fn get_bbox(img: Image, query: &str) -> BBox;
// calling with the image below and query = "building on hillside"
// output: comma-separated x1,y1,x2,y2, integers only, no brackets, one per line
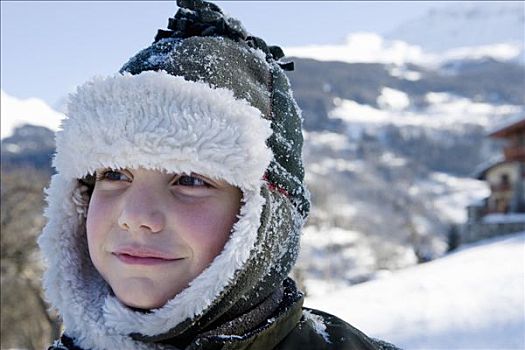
462,116,525,243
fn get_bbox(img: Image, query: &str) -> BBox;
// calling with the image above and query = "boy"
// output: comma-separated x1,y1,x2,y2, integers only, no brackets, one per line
39,1,398,349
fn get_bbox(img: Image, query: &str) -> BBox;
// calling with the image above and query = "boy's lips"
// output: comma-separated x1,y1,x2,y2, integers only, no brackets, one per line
112,246,183,265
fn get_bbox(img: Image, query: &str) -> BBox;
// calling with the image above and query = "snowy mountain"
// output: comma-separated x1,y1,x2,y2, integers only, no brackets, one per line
285,32,523,68
285,32,428,66
285,2,524,67
1,124,56,171
1,90,64,139
304,232,525,350
386,2,524,53
1,91,63,170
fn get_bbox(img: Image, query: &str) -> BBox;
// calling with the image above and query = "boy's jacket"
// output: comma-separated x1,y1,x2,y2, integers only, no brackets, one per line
49,280,398,350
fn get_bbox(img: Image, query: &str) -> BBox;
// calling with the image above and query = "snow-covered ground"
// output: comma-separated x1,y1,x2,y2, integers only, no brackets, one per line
304,232,525,349
412,172,490,224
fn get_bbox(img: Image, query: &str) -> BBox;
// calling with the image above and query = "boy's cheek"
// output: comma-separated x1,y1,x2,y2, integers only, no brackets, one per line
86,196,114,247
87,191,117,225
86,203,102,236
86,214,103,262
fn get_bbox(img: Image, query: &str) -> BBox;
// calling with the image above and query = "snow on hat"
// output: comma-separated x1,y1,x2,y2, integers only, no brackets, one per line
122,0,309,218
38,1,309,348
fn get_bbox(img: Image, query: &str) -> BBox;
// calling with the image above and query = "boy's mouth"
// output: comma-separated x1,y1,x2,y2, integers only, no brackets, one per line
114,253,182,265
113,246,183,265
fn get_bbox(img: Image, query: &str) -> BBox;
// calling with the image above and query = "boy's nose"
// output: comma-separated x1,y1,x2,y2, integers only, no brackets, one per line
118,211,165,233
117,196,166,234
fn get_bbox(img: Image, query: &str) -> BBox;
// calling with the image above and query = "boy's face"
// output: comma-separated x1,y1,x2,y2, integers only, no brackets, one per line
86,167,242,309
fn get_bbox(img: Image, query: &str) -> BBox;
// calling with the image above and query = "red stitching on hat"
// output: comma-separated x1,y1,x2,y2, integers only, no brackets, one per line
263,173,289,197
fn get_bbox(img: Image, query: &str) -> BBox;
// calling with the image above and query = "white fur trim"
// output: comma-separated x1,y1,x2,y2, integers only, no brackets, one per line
54,71,273,190
38,71,273,349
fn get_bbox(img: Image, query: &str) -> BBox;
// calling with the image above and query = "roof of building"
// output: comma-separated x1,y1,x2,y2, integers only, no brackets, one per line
489,115,525,138
473,155,504,179
472,155,524,180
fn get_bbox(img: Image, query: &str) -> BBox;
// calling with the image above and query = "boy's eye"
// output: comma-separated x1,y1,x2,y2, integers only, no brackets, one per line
96,170,131,182
174,175,210,187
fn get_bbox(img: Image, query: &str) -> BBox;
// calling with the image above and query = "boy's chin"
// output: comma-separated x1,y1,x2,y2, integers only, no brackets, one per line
117,292,170,310
111,281,182,310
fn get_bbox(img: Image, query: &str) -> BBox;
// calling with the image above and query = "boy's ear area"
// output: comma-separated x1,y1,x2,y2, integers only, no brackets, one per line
78,173,96,198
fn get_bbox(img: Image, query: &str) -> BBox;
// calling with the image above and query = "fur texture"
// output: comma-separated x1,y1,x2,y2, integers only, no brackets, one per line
54,71,272,190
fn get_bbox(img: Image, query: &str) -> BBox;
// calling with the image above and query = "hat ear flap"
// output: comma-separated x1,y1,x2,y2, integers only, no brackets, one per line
266,66,310,219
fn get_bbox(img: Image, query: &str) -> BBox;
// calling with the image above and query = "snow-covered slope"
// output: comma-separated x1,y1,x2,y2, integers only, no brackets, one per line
1,90,64,139
386,2,524,52
330,89,522,132
304,232,525,349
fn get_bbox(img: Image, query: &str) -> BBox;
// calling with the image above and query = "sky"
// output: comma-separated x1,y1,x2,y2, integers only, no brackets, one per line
0,1,451,108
